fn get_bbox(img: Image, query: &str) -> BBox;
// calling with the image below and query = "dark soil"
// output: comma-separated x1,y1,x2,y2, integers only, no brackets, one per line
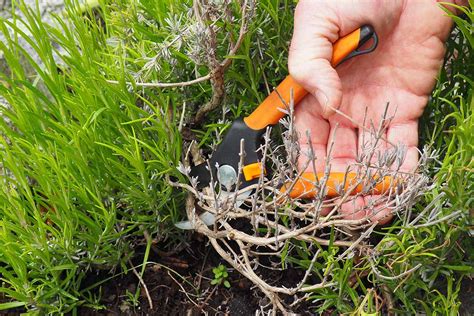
79,235,266,316
75,231,474,316
459,277,474,316
2,232,472,315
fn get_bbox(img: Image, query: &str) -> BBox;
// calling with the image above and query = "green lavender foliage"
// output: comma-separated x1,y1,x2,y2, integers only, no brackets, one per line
0,0,187,312
302,2,474,314
0,0,294,312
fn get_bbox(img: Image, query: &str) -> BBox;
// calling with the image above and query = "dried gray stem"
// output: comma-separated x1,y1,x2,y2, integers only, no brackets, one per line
175,101,457,313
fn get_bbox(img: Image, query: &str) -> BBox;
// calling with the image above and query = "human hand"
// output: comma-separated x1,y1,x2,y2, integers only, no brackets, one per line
289,0,458,223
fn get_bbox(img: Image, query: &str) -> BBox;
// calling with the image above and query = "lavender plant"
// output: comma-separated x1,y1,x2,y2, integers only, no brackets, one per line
0,0,471,314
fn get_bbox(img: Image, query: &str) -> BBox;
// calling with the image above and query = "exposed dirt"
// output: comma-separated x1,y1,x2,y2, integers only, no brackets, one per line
1,232,472,315
459,277,474,316
79,235,265,316
75,229,330,316
75,231,474,316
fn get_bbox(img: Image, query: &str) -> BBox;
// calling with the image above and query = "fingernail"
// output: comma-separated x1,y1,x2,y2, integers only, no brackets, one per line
315,90,331,118
315,90,328,106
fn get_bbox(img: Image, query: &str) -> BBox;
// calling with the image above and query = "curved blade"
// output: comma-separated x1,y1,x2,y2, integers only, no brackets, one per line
189,163,211,189
174,189,252,230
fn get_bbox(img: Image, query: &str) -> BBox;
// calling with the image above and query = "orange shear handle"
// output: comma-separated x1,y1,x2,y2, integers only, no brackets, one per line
243,25,382,199
281,172,396,199
244,25,377,130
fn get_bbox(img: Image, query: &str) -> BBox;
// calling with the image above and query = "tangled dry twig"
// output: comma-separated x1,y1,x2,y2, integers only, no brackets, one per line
172,99,460,314
107,0,253,123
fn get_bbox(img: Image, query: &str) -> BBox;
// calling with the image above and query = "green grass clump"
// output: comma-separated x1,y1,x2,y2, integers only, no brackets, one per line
0,0,294,312
0,1,186,312
297,4,474,314
0,0,472,314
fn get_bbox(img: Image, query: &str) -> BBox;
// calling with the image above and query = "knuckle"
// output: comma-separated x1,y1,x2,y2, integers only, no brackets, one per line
288,61,310,84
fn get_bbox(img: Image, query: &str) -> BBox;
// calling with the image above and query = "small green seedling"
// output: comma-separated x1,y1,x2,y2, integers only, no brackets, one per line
211,264,231,288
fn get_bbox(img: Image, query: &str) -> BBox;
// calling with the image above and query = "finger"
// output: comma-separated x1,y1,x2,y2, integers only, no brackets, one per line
326,120,365,219
327,121,358,171
288,1,342,118
387,121,419,172
354,119,393,224
339,196,367,221
294,94,333,216
355,121,417,225
357,127,393,224
358,127,388,169
339,195,393,224
295,94,329,172
364,195,393,225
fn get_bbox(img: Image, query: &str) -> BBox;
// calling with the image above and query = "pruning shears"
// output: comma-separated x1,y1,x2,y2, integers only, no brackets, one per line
176,25,388,230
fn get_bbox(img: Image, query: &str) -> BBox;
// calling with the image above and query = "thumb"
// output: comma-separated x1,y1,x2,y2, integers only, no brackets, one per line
290,58,342,119
288,2,342,118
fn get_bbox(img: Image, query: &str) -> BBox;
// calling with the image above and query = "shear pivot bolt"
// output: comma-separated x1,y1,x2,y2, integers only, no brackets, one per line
217,165,237,191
